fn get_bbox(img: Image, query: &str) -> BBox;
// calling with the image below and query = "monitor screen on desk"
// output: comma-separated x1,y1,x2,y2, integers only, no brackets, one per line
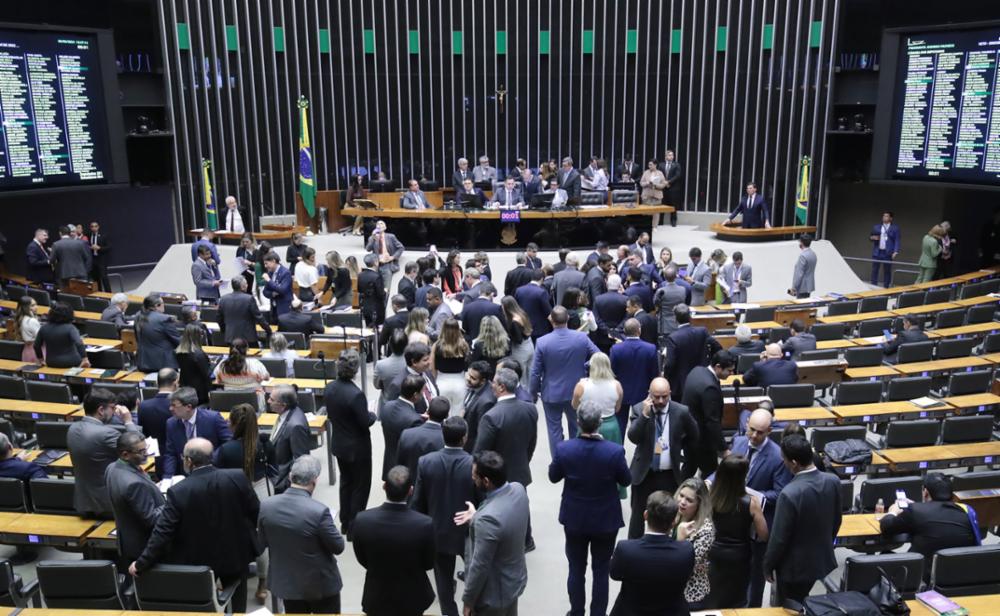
460,192,484,209
529,193,555,209
473,180,493,191
370,180,397,192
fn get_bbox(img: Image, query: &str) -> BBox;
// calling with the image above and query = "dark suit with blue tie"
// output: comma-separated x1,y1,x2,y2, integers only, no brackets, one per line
460,297,507,342
263,265,294,322
162,409,233,477
871,222,901,287
514,283,553,342
728,193,770,229
26,240,53,283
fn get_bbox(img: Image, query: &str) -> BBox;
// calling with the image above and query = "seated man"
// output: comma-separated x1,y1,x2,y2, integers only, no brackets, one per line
491,176,524,209
781,319,817,360
457,178,487,208
543,178,568,209
731,324,765,356
0,433,46,482
882,314,928,363
742,343,797,389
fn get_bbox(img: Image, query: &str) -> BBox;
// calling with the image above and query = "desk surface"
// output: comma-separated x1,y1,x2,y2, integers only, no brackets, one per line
773,407,836,424
893,356,992,375
343,204,675,219
0,513,98,538
879,441,1000,465
837,513,882,538
843,365,899,380
0,400,80,418
890,301,960,316
818,310,896,325
830,400,940,419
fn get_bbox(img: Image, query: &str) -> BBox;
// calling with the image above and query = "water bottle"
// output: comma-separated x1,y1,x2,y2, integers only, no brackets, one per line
875,498,885,514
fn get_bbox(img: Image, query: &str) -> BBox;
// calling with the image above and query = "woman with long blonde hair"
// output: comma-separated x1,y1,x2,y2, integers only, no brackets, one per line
405,307,431,346
468,315,509,371
571,351,625,498
13,296,40,364
432,318,470,415
674,477,716,608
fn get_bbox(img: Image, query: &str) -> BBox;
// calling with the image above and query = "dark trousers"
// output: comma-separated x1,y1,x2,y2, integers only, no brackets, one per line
283,594,341,614
434,552,462,616
337,454,371,536
628,470,678,539
92,259,110,292
692,444,719,479
796,292,810,299
220,574,248,613
748,540,768,607
871,251,893,287
615,409,628,440
775,578,815,606
565,529,616,616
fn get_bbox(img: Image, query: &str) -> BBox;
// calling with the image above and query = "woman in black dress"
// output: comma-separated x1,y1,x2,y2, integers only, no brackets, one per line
174,323,213,406
34,302,88,368
321,250,353,309
707,454,770,609
440,250,464,296
236,232,258,294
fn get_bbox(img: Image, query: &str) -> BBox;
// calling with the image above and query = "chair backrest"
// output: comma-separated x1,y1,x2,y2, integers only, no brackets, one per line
611,189,638,204
966,305,996,325
88,350,126,371
858,476,924,512
0,376,24,400
810,323,846,342
258,357,287,378
119,328,137,354
936,338,977,360
34,421,70,450
886,376,932,401
0,478,26,512
896,341,935,364
984,332,1000,354
36,560,124,610
25,381,72,404
745,306,776,322
29,478,76,514
82,296,110,313
278,331,308,350
767,384,815,408
297,391,318,414
134,564,224,612
0,341,23,361
4,287,26,303
736,353,758,374
858,318,896,338
924,288,952,304
200,306,218,323
209,329,226,346
57,293,84,310
835,381,883,405
952,470,1000,492
25,288,50,307
845,346,883,368
767,327,791,344
935,309,966,329
323,310,364,328
721,385,765,398
799,349,839,361
92,382,138,399
840,479,854,513
83,320,120,340
884,419,941,448
293,358,337,379
208,390,261,413
162,303,182,317
895,291,926,309
859,296,889,313
827,300,860,316
940,415,994,444
843,553,925,599
0,558,27,607
811,425,867,453
931,545,1000,596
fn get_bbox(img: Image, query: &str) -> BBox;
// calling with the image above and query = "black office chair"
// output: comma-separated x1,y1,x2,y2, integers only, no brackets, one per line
886,376,932,401
721,386,765,398
745,306,776,322
209,329,226,346
856,476,923,513
768,384,815,408
936,338,977,360
940,415,994,444
878,419,940,448
895,291,926,309
0,375,26,400
34,422,70,450
984,333,1000,354
83,319,120,340
984,279,1000,294
0,559,39,608
56,293,84,311
858,318,896,338
767,327,791,344
952,470,1000,491
0,479,26,513
934,309,966,330
859,297,889,313
845,347,884,368
840,479,854,513
736,354,758,374
278,331,308,350
208,390,261,413
811,425,867,454
258,358,288,378
82,296,110,313
947,370,993,396
92,382,139,399
87,350,126,371
25,381,73,404
200,306,219,323
28,478,76,515
827,301,860,316
134,564,239,612
162,303,182,317
323,310,364,329
930,545,1000,596
293,358,337,380
837,553,925,599
3,287,26,303
799,349,839,361
925,288,953,304
810,323,846,342
896,341,935,364
25,288,50,307
0,341,23,361
966,305,996,325
835,381,883,405
297,391,318,414
36,560,125,609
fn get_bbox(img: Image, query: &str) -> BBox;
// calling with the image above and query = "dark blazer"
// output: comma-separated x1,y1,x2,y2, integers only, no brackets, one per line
633,309,658,345
594,291,628,331
618,161,641,182
136,311,181,372
190,238,220,263
352,502,436,616
453,168,473,191
883,328,929,359
101,305,130,329
728,193,770,229
627,400,699,486
162,409,233,478
504,266,533,297
514,283,553,339
217,291,270,345
727,436,792,523
584,266,608,303
325,378,376,462
610,534,695,616
782,332,817,360
268,407,312,492
396,421,444,479
175,350,212,406
412,447,476,556
871,223,902,257
879,500,978,576
549,436,630,534
379,398,423,480
624,284,654,313
560,168,582,202
263,265,294,319
463,384,497,454
743,358,798,389
461,297,507,342
0,456,46,482
134,466,261,578
630,242,655,265
34,322,86,368
763,469,842,585
681,365,726,456
398,276,417,310
525,255,543,270
26,240,53,283
474,397,538,486
50,236,92,281
358,268,387,326
105,460,165,563
378,309,410,350
610,337,660,408
277,311,323,339
389,369,438,415
663,325,722,401
659,160,683,186
138,393,172,475
191,258,221,301
731,339,766,356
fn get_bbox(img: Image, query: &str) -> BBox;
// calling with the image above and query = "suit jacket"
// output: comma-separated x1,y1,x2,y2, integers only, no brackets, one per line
729,193,770,228
687,260,712,307
732,339,766,356
135,466,261,578
475,397,538,486
25,240,53,283
461,297,507,342
654,283,687,335
358,268,387,326
379,309,410,350
492,186,523,207
325,378,376,461
352,502,436,615
472,165,497,183
268,407,312,492
259,487,345,600
782,332,817,359
101,305,130,329
263,265,294,318
664,325,721,401
389,368,438,415
374,353,407,412
401,190,430,210
396,421,444,479
763,469,842,584
415,284,431,309
191,258,221,300
453,168,473,191
618,161,641,182
792,248,817,295
530,327,600,403
633,309,658,345
379,398,423,480
514,283,553,339
594,291,628,331
681,366,725,455
883,328,929,359
277,311,323,339
427,302,453,340
106,460,165,563
871,223,902,256
162,409,233,477
728,436,792,523
611,338,660,408
743,358,798,389
412,447,476,556
398,276,417,309
463,384,497,454
138,393,172,475
67,416,139,516
190,238,220,263
136,311,181,372
627,400,699,486
463,482,530,611
217,291,270,345
525,255,543,270
0,457,46,483
549,436,630,534
625,283,654,313
630,243,655,265
365,232,405,272
610,534,694,616
50,236,92,281
878,500,978,575
559,168,582,202
720,262,753,304
584,266,608,304
552,267,586,306
504,265,533,297
660,160,683,186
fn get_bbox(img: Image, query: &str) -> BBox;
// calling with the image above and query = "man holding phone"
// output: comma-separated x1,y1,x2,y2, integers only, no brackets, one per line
881,314,928,363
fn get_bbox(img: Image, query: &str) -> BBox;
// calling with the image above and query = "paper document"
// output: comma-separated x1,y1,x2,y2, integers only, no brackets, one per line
910,396,946,409
144,437,160,458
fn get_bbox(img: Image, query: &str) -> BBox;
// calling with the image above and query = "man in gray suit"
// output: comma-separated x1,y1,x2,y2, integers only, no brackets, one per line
267,385,312,493
491,176,524,209
68,388,141,518
380,375,425,480
401,179,431,210
397,396,447,479
684,247,713,307
781,319,817,360
552,252,585,306
217,277,271,346
459,451,529,616
559,157,582,204
720,251,753,304
654,266,688,337
259,455,346,614
763,434,842,605
365,220,405,291
50,225,92,288
191,245,223,303
788,233,817,298
106,431,164,565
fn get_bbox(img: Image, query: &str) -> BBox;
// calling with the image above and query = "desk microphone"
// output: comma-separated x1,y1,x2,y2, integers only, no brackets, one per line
317,350,327,389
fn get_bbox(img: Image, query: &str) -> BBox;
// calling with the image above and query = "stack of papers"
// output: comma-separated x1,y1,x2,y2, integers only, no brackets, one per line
911,396,946,409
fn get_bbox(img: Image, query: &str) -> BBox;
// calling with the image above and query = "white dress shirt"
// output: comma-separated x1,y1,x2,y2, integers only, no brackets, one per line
225,207,245,233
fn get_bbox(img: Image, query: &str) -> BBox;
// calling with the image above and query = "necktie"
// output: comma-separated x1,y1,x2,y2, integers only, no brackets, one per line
270,412,285,442
228,210,234,231
185,421,195,441
422,375,434,405
463,389,475,409
380,235,390,260
506,190,511,208
92,234,97,246
747,446,758,470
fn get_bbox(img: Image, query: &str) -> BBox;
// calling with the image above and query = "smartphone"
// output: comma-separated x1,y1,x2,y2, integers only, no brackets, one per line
895,489,909,508
882,329,894,341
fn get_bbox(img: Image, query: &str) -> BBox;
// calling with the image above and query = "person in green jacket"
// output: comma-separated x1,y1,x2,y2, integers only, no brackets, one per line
916,225,944,283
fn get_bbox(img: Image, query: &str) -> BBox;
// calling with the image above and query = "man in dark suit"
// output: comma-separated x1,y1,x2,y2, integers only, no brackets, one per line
724,182,771,229
136,294,181,373
353,466,436,616
492,176,524,208
624,268,654,312
594,274,629,332
743,344,798,389
629,232,655,265
625,296,658,345
412,416,478,616
660,149,684,225
682,351,735,479
453,157,472,191
618,154,641,183
550,402,631,616
88,221,111,292
584,255,613,304
879,473,979,580
559,157,582,204
130,438,261,614
870,211,901,287
380,375,425,480
50,225,92,288
610,319,660,435
217,277,271,346
553,253,586,307
882,314,929,362
191,245,223,303
25,228,53,283
397,397,447,479
397,261,418,309
415,268,439,309
358,254,388,327
781,319,817,360
763,435,842,605
190,229,219,262
626,377,699,539
379,295,411,351
388,342,439,414
663,305,722,402
262,252,294,323
731,324,766,356
525,242,543,270
277,298,324,339
266,385,312,493
259,455,346,614
325,349,376,538
138,368,178,477
456,177,488,208
106,431,164,566
514,270,553,342
610,490,695,615
462,362,497,454
460,282,507,342
162,387,233,478
504,253,533,297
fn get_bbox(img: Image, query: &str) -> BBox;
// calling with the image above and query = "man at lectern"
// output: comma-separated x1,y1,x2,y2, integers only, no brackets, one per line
491,176,524,209
723,182,771,229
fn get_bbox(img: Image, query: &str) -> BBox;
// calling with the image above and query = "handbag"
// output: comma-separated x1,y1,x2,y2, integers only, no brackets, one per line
803,591,882,616
868,567,910,616
823,439,873,465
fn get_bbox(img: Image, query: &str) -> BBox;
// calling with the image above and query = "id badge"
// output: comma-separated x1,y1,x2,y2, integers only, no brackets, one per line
654,442,664,455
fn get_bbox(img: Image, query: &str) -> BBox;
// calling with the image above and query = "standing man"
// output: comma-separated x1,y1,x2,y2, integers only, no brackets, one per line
161,387,232,479
720,251,752,304
223,196,245,233
552,253,585,306
138,368,177,477
397,261,419,309
189,229,220,263
788,233,817,298
549,401,631,616
524,242,543,270
514,269,553,342
365,220,405,291
663,305,722,402
50,225,92,288
684,247,712,307
262,252,294,323
358,254,388,327
258,456,346,614
585,255,614,305
352,466,436,616
531,306,600,457
610,319,659,435
559,157,582,204
870,211,900,287
460,451,530,616
630,232,655,265
217,277,271,346
460,282,506,343
388,342,439,414
462,362,497,454
626,377,699,539
106,431,164,566
724,182,771,229
504,253,533,297
661,149,684,226
396,397,447,479
191,245,223,304
618,153,641,183
425,287,454,340
654,266,688,336
26,228,53,283
682,351,735,479
267,385,312,493
763,434,842,606
129,438,261,614
88,221,111,292
453,157,472,191
625,295,658,344
379,376,425,480
472,155,497,183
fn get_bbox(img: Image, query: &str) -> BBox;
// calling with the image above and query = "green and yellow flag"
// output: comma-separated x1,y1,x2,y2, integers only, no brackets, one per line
298,96,316,217
795,155,810,226
202,159,218,230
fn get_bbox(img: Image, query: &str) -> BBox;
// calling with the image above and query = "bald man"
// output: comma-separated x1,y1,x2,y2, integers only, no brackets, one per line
625,377,699,539
741,343,797,389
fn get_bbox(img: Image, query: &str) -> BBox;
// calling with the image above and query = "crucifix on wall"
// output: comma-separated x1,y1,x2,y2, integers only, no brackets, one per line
496,84,507,114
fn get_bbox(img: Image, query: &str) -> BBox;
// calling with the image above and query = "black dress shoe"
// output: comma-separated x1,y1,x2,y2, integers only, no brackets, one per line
524,539,536,553
457,570,466,582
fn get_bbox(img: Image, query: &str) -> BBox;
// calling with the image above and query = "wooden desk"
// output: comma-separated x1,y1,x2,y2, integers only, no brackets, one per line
830,400,954,423
709,222,816,242
691,313,737,333
816,339,857,350
795,358,848,386
0,400,80,420
843,365,900,380
891,301,960,317
836,513,882,539
83,337,123,350
940,392,1000,414
16,450,155,474
892,356,991,376
928,321,1000,338
952,295,1000,307
264,377,329,390
0,513,99,547
844,285,918,300
0,301,101,322
742,320,783,331
818,310,895,325
878,441,1000,472
92,291,144,303
773,407,837,426
83,520,119,550
722,396,771,429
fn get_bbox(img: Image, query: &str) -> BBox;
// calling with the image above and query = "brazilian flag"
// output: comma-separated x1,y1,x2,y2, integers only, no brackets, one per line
202,159,218,230
298,96,316,217
795,155,810,226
